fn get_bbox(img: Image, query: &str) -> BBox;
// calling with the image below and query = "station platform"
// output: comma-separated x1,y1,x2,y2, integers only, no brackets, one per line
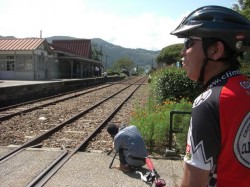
0,76,124,107
0,80,61,87
0,146,183,187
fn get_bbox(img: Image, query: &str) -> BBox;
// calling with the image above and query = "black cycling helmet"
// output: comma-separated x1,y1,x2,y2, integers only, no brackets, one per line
171,5,250,52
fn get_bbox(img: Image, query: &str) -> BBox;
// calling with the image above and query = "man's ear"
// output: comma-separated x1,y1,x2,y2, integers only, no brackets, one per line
209,41,224,60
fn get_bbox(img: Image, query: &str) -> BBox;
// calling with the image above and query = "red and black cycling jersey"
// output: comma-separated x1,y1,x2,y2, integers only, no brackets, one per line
184,69,250,187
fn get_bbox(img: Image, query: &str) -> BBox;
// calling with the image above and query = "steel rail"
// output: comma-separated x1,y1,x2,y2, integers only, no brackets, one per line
26,77,146,187
0,84,113,121
0,76,134,112
0,83,114,112
0,77,143,121
0,77,146,162
26,148,69,187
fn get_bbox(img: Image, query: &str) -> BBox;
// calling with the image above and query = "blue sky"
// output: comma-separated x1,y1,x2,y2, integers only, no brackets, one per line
0,0,237,50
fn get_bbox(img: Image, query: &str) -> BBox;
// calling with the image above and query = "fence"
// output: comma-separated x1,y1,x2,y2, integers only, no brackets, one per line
168,110,191,150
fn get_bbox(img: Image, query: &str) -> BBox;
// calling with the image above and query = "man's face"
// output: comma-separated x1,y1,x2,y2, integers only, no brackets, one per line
181,37,204,81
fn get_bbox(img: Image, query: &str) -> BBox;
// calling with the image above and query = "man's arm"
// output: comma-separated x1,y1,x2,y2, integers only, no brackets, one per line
113,135,122,153
180,163,210,187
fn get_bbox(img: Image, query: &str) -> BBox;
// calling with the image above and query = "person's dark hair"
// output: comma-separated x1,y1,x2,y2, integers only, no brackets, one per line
107,123,119,138
202,38,241,69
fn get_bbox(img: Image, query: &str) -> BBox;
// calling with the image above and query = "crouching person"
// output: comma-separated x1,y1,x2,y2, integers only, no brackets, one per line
107,123,148,171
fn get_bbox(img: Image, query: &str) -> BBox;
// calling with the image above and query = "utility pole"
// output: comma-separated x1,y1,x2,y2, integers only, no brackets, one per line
100,45,103,62
105,55,108,71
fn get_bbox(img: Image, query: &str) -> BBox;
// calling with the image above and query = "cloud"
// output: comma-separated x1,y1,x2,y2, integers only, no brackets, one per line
72,11,184,50
0,0,184,50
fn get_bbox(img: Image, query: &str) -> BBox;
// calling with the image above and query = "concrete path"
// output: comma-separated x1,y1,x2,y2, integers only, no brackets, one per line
0,147,184,187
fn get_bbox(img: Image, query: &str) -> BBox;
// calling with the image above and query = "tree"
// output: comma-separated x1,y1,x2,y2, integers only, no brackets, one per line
92,44,103,61
137,67,145,75
232,0,250,19
112,57,134,72
232,0,250,77
156,44,183,66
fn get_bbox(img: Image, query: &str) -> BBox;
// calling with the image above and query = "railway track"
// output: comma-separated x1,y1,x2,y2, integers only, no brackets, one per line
0,77,135,121
0,77,145,145
0,76,149,186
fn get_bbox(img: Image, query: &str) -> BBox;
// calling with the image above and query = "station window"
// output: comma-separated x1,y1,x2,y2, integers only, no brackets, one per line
17,56,25,70
7,55,14,59
37,53,45,70
0,61,5,70
16,55,33,71
7,61,15,71
18,63,25,70
0,56,6,60
0,56,14,71
25,56,33,70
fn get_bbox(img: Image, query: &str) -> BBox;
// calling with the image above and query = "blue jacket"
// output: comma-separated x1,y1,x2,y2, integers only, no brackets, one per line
114,125,148,161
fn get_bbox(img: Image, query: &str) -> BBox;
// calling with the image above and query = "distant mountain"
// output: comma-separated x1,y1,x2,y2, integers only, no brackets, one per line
46,36,160,70
46,36,77,42
0,36,15,39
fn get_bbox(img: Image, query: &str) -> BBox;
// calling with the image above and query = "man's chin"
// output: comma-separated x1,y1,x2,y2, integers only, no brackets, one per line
182,66,188,71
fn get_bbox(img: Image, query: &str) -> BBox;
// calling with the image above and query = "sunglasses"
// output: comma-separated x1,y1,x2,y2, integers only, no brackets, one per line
184,37,202,49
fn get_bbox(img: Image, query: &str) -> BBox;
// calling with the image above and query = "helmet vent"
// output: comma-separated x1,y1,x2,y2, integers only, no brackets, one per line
223,17,246,25
195,14,214,21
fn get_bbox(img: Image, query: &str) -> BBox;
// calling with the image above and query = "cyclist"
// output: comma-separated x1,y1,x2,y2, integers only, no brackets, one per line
171,5,250,187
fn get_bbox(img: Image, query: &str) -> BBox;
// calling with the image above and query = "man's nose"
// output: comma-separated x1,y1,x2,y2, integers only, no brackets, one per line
181,48,186,56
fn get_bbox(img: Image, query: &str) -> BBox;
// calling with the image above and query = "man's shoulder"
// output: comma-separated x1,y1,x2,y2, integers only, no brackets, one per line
119,125,138,134
192,88,221,116
127,125,137,130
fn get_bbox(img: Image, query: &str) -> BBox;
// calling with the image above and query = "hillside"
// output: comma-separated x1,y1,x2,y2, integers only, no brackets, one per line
46,36,160,70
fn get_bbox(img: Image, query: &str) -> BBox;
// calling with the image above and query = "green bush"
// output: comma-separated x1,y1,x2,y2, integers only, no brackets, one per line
151,67,203,103
170,110,191,153
107,70,120,76
131,98,192,154
131,63,249,155
241,62,250,78
130,67,207,154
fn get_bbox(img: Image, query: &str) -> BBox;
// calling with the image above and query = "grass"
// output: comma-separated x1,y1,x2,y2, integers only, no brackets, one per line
130,89,192,155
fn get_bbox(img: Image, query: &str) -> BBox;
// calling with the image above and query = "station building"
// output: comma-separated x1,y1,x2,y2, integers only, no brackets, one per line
0,38,103,80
